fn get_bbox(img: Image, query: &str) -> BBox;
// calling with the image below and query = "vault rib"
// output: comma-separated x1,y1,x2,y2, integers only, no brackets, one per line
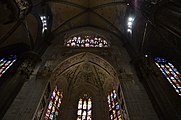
90,10,124,37
53,10,88,33
49,0,86,9
91,1,126,10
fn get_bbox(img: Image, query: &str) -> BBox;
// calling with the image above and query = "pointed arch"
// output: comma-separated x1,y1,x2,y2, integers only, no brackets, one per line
46,52,126,120
53,52,117,79
64,31,110,47
52,52,120,93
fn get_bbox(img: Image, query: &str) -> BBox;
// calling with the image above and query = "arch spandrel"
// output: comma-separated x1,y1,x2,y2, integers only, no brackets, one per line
51,52,120,94
53,52,117,78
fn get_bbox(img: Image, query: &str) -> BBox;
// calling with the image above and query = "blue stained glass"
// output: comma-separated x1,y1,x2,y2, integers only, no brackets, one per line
116,105,120,110
155,57,167,63
107,90,122,120
45,86,63,120
117,110,121,116
0,55,17,78
155,57,181,96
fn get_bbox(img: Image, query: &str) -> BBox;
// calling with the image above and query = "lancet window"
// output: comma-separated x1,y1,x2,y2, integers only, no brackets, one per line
77,94,92,120
107,90,122,120
40,16,48,34
155,57,181,96
45,86,63,120
0,55,17,78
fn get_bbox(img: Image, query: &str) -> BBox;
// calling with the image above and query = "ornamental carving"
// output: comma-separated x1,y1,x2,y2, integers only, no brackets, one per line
15,0,31,18
53,52,117,81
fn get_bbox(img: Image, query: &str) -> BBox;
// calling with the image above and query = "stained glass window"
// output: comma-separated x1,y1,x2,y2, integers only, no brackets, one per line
65,35,109,47
155,57,181,96
40,16,48,34
0,55,17,78
45,86,63,120
77,94,92,120
107,90,122,120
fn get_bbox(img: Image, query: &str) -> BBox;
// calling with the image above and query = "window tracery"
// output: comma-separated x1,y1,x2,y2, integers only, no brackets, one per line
155,57,181,96
45,86,63,120
0,55,17,78
77,94,92,120
15,0,31,18
65,35,109,47
107,90,122,120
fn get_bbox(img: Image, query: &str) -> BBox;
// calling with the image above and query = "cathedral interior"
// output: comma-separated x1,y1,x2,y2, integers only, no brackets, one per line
0,0,181,120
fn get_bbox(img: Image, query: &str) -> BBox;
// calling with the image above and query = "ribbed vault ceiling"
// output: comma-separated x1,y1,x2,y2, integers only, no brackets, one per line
50,0,127,36
0,0,128,51
52,52,119,94
2,0,180,67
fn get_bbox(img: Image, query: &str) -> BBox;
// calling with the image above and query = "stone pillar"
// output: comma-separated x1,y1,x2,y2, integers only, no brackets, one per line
18,51,41,79
2,51,43,120
118,71,159,120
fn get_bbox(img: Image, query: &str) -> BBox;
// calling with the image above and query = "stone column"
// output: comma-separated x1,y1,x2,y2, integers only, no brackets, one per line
17,51,41,79
2,51,44,120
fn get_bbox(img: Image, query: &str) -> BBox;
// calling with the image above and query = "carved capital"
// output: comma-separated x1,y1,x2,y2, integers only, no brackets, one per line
18,51,41,78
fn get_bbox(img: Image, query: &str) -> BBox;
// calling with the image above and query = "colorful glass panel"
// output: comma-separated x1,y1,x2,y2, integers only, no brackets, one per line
77,95,92,120
155,57,181,96
45,86,63,120
65,36,109,47
108,90,122,120
0,55,17,78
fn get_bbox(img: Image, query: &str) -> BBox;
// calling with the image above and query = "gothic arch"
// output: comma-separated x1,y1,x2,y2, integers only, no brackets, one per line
47,52,122,120
51,52,120,94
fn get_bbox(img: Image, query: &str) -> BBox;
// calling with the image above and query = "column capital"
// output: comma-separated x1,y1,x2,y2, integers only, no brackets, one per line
17,51,41,78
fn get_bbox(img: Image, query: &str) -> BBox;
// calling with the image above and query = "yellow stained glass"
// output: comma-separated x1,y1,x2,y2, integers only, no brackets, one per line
76,95,92,120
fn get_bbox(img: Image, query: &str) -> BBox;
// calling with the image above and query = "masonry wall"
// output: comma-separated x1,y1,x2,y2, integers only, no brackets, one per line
3,31,159,120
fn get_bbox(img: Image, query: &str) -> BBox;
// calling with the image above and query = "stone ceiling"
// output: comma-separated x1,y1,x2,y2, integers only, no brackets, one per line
0,0,181,68
52,52,119,94
50,0,127,36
